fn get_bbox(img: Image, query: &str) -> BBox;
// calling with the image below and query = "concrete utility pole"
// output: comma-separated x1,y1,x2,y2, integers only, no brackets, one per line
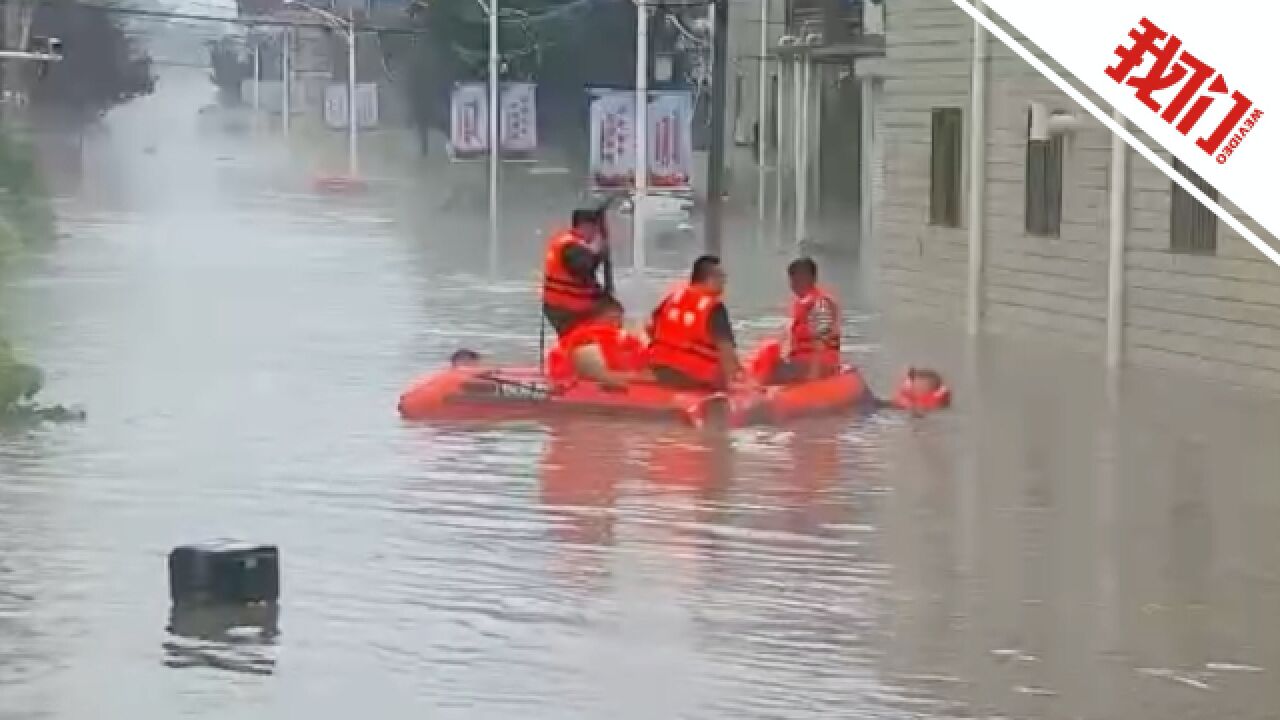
633,0,649,271
281,28,291,137
283,0,358,179
704,0,729,255
487,0,500,276
755,0,770,244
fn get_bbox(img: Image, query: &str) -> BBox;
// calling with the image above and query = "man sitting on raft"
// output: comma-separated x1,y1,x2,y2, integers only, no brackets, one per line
648,255,752,392
748,257,843,385
547,296,650,386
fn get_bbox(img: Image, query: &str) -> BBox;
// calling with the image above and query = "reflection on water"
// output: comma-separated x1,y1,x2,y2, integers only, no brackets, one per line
0,68,1277,719
163,604,279,676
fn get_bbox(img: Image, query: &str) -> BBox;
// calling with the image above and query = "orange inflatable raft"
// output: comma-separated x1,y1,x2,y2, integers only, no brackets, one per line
397,365,873,428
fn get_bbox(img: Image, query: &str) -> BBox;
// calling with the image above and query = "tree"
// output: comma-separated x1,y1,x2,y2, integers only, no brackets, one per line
390,0,636,168
28,2,156,125
208,35,250,105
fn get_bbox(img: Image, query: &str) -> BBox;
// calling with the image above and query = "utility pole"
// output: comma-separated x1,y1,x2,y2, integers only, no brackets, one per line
487,0,500,277
704,0,729,256
282,28,290,137
251,40,260,113
755,0,769,245
346,7,358,179
633,0,649,272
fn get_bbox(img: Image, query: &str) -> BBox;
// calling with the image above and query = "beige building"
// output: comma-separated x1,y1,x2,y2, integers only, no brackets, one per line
865,0,1280,390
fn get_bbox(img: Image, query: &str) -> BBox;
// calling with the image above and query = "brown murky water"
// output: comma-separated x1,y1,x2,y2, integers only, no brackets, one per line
1,69,1277,719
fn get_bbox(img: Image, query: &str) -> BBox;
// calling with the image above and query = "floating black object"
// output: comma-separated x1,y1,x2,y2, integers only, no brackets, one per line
168,541,279,605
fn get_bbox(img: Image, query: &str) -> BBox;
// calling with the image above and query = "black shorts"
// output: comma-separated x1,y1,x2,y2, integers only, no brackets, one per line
543,305,590,338
651,365,725,392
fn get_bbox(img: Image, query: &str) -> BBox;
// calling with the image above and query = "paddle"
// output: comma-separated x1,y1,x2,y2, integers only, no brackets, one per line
538,315,546,374
596,195,620,297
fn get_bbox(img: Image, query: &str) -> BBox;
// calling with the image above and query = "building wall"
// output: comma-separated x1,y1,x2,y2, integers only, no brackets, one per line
873,0,1280,391
873,0,971,316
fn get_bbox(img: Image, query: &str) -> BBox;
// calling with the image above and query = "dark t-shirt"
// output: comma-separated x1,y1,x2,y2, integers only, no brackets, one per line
708,305,735,347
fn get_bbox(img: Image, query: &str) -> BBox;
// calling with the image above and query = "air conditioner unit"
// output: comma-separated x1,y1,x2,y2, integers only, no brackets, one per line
1028,101,1082,141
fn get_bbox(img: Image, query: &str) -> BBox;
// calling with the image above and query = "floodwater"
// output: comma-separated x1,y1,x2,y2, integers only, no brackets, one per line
2,69,1279,719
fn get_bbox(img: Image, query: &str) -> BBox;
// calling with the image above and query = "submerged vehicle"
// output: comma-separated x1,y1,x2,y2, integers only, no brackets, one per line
397,364,877,428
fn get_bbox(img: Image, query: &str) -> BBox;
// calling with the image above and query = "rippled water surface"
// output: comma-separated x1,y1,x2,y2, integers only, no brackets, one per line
1,70,1278,719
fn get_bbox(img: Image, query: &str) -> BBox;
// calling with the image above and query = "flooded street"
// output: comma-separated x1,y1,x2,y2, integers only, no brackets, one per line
2,70,1279,719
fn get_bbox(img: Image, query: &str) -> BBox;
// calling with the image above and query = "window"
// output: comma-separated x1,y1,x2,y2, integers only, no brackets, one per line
1025,134,1064,237
1170,159,1217,254
929,108,963,227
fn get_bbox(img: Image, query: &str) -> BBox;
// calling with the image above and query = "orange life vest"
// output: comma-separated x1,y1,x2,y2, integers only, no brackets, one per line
891,371,952,413
547,322,649,382
788,286,841,372
647,284,723,385
541,229,602,314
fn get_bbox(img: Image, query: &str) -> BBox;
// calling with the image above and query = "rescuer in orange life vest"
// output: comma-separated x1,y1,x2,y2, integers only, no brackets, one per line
547,296,650,386
647,255,751,392
541,206,615,337
758,257,843,384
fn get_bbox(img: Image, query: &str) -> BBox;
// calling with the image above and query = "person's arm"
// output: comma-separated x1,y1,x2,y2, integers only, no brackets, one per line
599,218,615,295
561,244,603,288
708,305,744,384
804,297,837,379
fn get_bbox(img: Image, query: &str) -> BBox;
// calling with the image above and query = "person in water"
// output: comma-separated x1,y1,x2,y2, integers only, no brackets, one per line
450,349,483,368
856,367,951,415
540,205,615,338
547,296,649,386
647,255,750,391
751,257,842,385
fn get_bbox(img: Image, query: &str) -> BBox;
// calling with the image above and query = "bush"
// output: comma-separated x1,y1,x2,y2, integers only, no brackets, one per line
0,130,55,252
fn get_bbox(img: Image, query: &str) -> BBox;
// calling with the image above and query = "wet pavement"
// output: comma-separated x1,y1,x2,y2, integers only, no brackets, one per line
1,69,1278,719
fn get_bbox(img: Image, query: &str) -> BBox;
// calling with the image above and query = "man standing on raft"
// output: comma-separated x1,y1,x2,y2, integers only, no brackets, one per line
540,206,616,338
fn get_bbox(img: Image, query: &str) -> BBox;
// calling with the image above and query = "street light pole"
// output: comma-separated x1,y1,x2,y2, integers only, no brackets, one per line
755,0,769,245
487,0,500,277
282,1,358,178
282,28,291,137
252,40,260,114
347,7,358,178
633,0,649,272
705,0,729,256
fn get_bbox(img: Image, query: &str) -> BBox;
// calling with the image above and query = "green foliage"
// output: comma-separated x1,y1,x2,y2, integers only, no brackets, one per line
395,0,636,164
0,130,55,252
29,1,157,123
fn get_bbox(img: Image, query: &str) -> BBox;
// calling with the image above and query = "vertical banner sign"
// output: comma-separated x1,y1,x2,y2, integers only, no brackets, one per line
450,82,488,158
450,82,540,159
648,91,693,188
500,82,538,156
323,83,379,129
588,88,636,187
588,88,694,189
355,83,378,129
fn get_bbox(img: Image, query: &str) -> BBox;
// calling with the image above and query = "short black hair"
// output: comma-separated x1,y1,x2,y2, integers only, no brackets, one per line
690,255,722,283
571,206,602,228
594,295,624,315
450,348,481,365
788,256,818,280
